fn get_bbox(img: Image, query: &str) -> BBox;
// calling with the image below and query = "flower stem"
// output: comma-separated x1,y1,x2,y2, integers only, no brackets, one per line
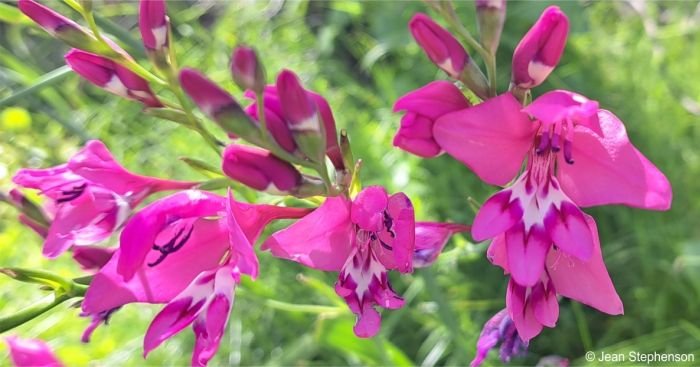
0,294,73,333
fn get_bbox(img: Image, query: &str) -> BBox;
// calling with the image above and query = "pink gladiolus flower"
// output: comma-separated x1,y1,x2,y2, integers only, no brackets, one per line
470,309,528,367
263,186,420,337
435,90,671,285
81,190,310,362
65,49,162,107
409,13,468,78
413,222,470,267
139,0,169,51
392,81,471,158
12,140,195,258
488,215,624,341
245,84,344,169
231,46,265,93
221,144,302,193
5,336,64,367
511,6,569,89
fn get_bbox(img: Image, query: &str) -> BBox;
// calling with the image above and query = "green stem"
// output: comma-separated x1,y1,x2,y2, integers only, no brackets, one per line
0,294,73,333
0,66,73,108
572,301,593,351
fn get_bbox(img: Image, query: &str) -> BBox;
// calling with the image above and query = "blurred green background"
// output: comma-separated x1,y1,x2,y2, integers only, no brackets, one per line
1,0,700,366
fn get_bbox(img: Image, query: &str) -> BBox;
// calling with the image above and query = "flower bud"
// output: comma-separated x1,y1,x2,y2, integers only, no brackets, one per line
409,13,489,99
231,46,265,94
179,68,259,140
392,81,471,157
409,13,467,78
139,0,169,51
244,88,296,153
476,0,506,55
18,0,101,52
276,70,326,163
65,49,162,107
222,144,302,194
511,6,569,89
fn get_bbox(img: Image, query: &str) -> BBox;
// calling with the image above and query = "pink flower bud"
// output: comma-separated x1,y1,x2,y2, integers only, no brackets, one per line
222,144,301,193
244,88,296,153
276,70,320,131
231,46,265,93
139,0,169,51
409,13,468,79
512,6,569,89
65,49,162,107
180,68,258,138
475,0,506,54
18,0,102,52
392,81,471,158
18,0,83,37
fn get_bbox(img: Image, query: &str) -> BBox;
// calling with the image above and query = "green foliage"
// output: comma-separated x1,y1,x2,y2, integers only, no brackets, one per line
1,1,699,366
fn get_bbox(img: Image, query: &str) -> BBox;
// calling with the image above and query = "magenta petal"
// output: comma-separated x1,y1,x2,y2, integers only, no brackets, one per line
351,186,389,232
523,90,602,135
383,192,415,273
547,215,624,315
543,201,593,260
68,140,194,196
486,234,508,272
261,196,353,271
433,93,536,186
72,245,116,271
393,81,471,119
82,219,229,314
531,282,559,327
413,222,470,268
506,280,543,342
225,189,258,279
505,224,550,287
117,191,225,280
5,336,64,367
144,297,205,356
353,302,382,338
472,190,523,241
228,200,312,244
557,110,672,210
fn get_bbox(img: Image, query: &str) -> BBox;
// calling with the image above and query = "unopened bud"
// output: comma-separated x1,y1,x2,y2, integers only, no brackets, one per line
221,144,302,194
179,68,260,140
409,13,467,79
231,46,265,94
276,70,326,163
65,49,162,107
476,0,506,55
18,0,102,52
512,6,569,89
139,0,170,69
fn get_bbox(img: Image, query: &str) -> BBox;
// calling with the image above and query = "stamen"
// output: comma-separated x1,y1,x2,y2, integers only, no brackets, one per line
563,140,574,164
56,183,87,203
148,225,194,267
535,132,550,154
550,133,560,152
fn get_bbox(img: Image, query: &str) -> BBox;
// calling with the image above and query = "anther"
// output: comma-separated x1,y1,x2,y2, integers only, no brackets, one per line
148,225,195,267
563,140,574,164
56,183,87,203
535,132,550,154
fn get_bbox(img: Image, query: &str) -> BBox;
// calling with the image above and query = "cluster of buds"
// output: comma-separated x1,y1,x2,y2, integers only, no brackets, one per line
179,47,348,197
